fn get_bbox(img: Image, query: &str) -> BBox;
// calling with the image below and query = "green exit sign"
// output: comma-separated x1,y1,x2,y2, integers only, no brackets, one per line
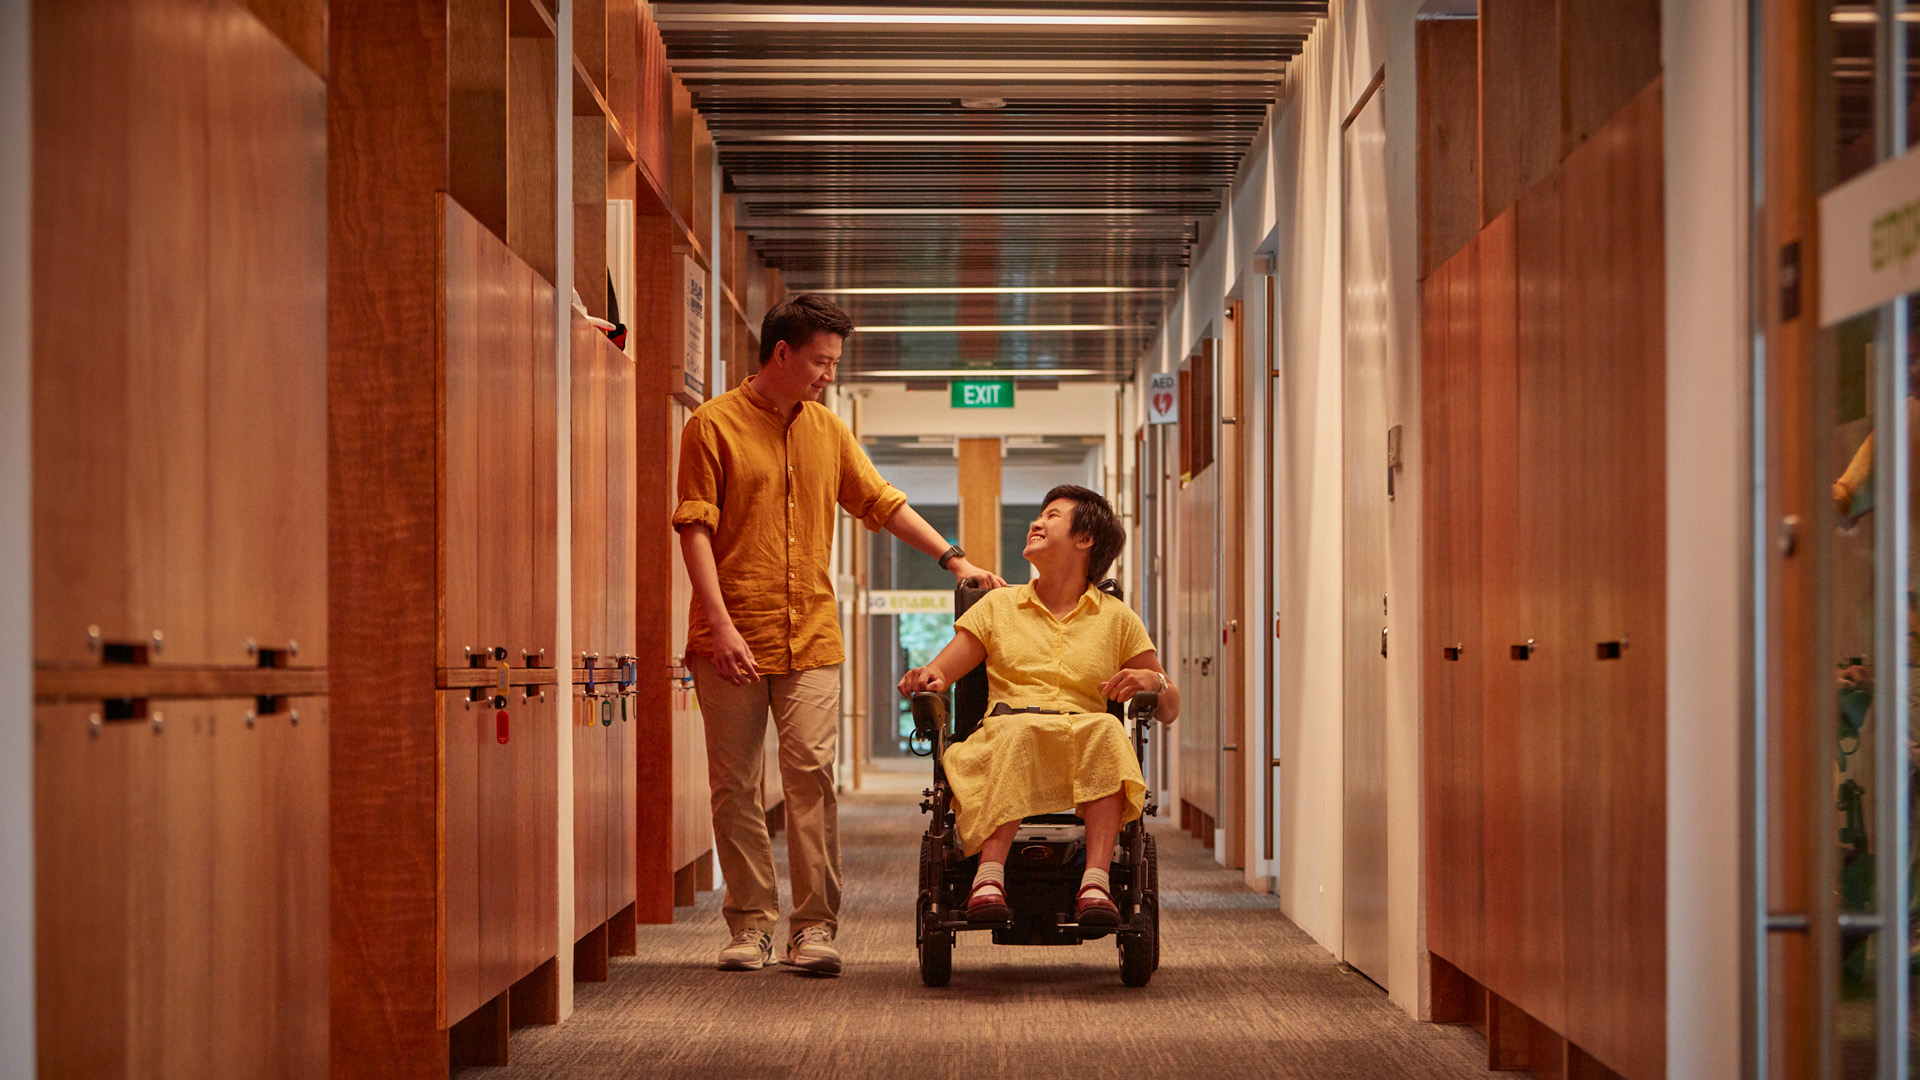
951,379,1015,408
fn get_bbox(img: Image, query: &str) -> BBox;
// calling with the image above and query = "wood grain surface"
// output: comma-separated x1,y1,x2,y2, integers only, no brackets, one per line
328,0,455,1068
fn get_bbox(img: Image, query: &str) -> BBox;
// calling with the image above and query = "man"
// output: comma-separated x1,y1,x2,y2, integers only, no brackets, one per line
673,294,1006,975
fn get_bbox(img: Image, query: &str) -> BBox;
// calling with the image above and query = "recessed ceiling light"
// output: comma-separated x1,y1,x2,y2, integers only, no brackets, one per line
960,96,1006,110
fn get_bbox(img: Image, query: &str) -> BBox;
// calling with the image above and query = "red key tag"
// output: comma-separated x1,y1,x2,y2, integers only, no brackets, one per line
496,708,510,744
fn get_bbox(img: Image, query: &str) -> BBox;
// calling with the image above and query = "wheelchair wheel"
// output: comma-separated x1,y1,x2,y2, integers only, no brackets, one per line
920,925,953,987
1144,832,1160,971
1119,910,1155,987
918,834,953,987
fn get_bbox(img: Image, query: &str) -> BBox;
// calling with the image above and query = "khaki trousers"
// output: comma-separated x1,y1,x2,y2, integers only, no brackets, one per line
689,656,842,937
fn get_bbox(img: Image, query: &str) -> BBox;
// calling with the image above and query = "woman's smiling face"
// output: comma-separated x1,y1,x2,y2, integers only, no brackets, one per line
1022,498,1091,562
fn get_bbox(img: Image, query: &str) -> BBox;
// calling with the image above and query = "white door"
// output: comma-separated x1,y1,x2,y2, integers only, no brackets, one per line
1340,74,1391,985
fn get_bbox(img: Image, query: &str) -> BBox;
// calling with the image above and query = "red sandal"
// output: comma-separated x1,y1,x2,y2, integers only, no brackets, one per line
1075,882,1121,927
966,879,1011,922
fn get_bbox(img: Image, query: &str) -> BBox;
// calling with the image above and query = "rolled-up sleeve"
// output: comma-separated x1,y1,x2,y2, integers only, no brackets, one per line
836,422,908,532
672,414,723,533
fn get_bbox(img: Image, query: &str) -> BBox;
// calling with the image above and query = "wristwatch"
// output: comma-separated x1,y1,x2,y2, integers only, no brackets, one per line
938,544,966,570
1154,671,1169,693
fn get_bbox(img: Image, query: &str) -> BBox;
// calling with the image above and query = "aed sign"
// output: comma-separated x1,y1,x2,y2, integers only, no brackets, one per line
1147,372,1177,425
866,590,954,615
951,379,1014,409
1821,147,1920,327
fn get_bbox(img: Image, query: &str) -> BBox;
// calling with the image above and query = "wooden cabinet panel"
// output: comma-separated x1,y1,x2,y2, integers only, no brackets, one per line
441,687,482,1027
613,696,637,912
444,683,556,1022
1475,202,1529,1011
34,704,132,1079
32,0,212,665
1478,0,1562,225
530,268,560,666
37,698,327,1079
517,689,559,986
210,696,328,1079
444,203,486,669
575,697,609,931
1562,0,1660,149
1510,175,1568,1035
1417,17,1481,278
205,7,328,666
607,343,636,657
267,695,329,1077
1556,81,1666,1080
1424,234,1490,985
572,317,609,660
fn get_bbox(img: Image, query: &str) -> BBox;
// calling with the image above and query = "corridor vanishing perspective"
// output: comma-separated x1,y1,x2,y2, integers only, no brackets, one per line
461,795,1498,1079
4,0,1851,1074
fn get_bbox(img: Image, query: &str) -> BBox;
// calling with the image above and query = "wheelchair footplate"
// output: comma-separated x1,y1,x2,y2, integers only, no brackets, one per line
933,824,1146,944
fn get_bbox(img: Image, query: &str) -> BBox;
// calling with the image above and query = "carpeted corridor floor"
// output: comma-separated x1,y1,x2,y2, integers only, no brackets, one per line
460,792,1501,1079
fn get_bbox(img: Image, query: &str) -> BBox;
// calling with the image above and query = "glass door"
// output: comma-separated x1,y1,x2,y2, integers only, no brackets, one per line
1757,2,1917,1075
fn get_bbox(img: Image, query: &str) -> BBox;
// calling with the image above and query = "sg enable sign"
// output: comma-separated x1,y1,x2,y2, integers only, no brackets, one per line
951,379,1015,409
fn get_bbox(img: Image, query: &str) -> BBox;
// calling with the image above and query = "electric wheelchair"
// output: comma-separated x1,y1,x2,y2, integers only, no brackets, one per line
909,578,1162,988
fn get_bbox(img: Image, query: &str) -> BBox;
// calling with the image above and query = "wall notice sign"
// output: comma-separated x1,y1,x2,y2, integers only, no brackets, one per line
866,590,954,615
674,254,708,405
1148,372,1177,425
1821,147,1920,327
950,379,1014,408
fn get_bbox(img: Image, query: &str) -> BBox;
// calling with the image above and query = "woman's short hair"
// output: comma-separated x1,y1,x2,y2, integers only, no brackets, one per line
759,294,854,366
1042,484,1125,583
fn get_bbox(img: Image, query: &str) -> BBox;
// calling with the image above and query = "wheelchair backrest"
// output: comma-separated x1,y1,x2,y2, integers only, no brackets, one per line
949,577,1126,742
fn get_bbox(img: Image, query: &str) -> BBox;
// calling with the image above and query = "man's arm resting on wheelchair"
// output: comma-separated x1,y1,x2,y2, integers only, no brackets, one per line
897,628,987,697
1101,650,1180,723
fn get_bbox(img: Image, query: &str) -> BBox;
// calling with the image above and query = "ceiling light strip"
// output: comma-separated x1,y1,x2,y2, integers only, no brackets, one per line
852,368,1112,378
858,324,1140,333
816,286,1167,295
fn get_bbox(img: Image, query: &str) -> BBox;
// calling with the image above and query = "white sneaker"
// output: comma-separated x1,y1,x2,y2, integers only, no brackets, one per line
783,925,843,975
716,928,774,971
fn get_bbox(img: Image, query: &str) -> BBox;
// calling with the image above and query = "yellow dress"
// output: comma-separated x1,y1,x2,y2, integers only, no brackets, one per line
941,584,1156,856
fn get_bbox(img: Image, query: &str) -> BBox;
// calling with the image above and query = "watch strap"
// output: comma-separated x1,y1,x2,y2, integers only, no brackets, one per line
938,544,965,570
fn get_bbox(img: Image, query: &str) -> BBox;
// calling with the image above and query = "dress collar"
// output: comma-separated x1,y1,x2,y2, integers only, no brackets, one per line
1015,582,1100,621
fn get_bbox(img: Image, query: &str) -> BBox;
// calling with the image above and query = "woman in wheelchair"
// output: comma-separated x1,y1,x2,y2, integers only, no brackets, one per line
898,485,1179,929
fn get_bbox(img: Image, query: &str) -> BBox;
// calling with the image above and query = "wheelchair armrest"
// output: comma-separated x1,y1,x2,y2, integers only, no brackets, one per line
1126,690,1159,723
910,691,949,739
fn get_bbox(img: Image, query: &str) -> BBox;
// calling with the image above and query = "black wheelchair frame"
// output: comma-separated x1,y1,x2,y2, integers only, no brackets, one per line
909,578,1162,987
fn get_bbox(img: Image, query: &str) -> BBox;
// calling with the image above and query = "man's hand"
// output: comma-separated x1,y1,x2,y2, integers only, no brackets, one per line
898,666,948,698
711,621,760,686
1100,668,1164,703
949,556,1008,589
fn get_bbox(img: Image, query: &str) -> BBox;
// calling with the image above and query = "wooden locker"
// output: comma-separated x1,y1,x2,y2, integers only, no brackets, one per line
204,0,328,667
444,200,486,669
32,0,212,666
34,703,132,1079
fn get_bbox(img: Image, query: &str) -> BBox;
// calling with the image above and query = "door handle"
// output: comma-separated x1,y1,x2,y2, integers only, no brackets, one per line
1380,626,1388,658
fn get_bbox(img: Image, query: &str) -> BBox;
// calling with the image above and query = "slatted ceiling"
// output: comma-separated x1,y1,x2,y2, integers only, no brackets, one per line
655,1,1323,379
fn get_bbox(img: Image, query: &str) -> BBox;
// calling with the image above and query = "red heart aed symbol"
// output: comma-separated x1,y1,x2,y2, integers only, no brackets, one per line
1153,392,1173,415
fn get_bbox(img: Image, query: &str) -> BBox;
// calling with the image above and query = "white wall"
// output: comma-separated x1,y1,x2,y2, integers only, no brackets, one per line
1663,0,1748,1073
0,0,33,1070
1131,0,1427,1015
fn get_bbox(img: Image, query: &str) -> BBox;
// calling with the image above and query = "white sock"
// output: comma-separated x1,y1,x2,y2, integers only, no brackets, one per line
1080,867,1110,894
974,861,1005,892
